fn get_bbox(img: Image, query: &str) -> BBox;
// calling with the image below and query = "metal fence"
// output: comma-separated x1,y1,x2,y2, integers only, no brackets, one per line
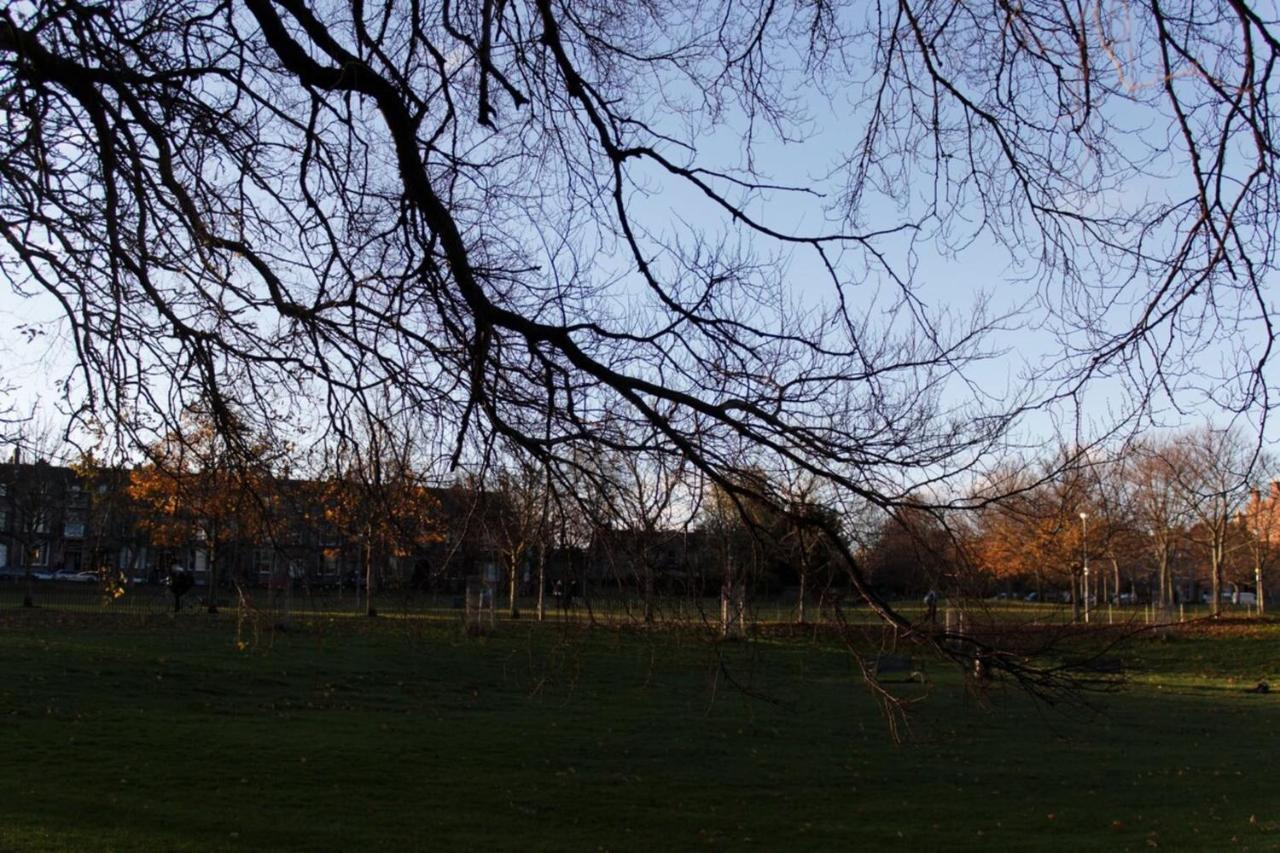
0,575,1264,628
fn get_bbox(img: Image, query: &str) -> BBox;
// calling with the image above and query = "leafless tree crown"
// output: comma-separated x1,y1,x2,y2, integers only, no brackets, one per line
2,2,1277,625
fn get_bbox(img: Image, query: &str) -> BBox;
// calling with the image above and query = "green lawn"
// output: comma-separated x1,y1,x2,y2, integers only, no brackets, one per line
0,609,1276,851
8,578,1258,628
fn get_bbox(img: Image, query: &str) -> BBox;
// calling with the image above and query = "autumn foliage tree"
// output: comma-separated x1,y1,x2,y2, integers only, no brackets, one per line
128,407,279,613
969,458,1095,620
323,422,442,617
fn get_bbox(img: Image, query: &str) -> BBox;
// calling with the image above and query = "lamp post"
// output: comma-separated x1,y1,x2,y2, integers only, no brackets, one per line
1080,511,1090,624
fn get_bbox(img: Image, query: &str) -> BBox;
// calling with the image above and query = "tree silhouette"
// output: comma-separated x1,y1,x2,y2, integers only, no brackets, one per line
2,2,1277,693
129,406,279,613
323,418,443,616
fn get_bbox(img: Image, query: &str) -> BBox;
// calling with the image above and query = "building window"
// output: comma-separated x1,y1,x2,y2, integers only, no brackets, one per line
254,547,275,580
0,543,8,568
118,546,149,572
64,520,86,539
31,511,49,534
0,509,8,532
0,482,7,496
29,543,48,567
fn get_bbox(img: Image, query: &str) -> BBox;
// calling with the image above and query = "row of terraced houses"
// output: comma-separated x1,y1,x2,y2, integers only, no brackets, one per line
0,454,508,593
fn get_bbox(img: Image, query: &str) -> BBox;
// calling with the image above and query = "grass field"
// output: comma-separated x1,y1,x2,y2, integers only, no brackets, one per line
0,608,1277,851
2,578,1254,627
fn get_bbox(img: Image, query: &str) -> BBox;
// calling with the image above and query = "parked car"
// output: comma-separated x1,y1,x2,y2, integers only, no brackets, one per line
56,571,98,583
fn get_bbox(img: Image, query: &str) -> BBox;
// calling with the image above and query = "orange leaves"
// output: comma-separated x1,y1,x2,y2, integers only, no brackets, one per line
127,407,282,552
971,492,1080,583
319,474,444,557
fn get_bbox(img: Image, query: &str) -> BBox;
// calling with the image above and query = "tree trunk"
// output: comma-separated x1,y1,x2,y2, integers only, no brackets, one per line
281,563,293,628
1257,561,1266,616
507,556,519,618
796,568,807,625
1157,547,1172,608
642,560,655,624
1070,570,1081,623
1209,538,1223,617
536,543,546,622
22,567,33,608
207,540,219,614
364,538,376,617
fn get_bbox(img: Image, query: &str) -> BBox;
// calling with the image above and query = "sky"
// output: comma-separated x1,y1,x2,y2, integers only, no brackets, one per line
614,89,1273,455
1,4,1276,470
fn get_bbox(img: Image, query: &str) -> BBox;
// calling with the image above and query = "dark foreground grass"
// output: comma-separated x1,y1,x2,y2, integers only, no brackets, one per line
0,610,1276,852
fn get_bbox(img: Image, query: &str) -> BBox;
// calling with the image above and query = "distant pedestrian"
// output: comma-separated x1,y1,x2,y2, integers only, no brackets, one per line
553,579,565,614
170,569,194,613
923,589,939,624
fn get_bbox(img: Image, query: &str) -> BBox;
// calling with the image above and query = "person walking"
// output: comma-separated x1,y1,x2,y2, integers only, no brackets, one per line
923,589,939,624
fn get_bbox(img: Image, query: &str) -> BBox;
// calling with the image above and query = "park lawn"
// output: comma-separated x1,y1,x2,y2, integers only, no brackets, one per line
0,610,1276,852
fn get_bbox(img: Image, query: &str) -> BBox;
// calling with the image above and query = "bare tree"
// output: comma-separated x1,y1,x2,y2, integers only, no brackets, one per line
2,2,1277,695
2,423,76,607
697,478,764,637
1163,426,1256,616
476,445,550,619
775,473,844,625
1085,455,1145,609
589,450,690,624
1128,441,1189,611
324,413,440,617
0,383,25,445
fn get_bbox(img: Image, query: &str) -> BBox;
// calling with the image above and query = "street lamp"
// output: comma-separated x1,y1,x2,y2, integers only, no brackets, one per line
1079,511,1090,624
